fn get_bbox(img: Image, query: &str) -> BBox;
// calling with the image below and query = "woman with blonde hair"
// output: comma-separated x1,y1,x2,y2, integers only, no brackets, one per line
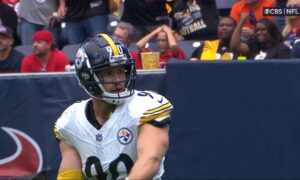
282,0,300,48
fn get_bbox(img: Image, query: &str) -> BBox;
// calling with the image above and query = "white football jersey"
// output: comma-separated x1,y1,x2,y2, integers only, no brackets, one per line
54,90,173,179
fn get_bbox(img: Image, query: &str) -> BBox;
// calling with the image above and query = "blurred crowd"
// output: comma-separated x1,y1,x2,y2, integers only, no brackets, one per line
0,0,299,73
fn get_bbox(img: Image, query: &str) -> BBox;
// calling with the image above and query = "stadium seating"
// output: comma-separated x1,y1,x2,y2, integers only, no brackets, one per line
61,43,81,64
128,42,157,52
14,40,201,62
14,45,33,55
177,40,202,59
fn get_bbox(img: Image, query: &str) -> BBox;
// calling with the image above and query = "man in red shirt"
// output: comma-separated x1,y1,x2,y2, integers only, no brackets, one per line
21,30,69,72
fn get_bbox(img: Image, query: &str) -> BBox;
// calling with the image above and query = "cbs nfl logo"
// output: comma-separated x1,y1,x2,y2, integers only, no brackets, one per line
264,7,300,16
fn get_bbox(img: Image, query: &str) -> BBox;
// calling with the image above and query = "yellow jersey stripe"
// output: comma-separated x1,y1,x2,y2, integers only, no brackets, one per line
140,110,171,124
98,33,119,56
143,102,172,115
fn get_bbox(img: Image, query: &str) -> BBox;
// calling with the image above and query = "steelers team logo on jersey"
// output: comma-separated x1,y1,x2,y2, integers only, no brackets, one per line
117,128,133,145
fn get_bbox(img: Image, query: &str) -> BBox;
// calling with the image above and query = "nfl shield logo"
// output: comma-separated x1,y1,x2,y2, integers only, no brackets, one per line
96,134,102,142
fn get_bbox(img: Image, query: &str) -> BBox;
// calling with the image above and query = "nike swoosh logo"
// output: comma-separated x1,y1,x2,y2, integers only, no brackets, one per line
157,97,163,103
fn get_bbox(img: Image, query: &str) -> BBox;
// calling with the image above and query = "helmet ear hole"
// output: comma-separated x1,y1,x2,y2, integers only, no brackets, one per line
74,34,136,104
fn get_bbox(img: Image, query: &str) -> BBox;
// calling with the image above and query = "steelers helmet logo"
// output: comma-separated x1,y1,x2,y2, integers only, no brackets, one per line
75,48,86,69
117,128,133,145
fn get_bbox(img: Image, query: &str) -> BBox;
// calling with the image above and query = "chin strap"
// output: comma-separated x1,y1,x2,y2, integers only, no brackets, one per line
102,96,126,105
101,88,133,105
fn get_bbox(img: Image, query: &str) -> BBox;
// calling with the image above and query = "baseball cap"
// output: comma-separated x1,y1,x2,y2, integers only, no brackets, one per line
0,25,13,38
33,30,53,44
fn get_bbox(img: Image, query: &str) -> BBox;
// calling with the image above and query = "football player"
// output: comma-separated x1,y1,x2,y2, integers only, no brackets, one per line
54,34,173,179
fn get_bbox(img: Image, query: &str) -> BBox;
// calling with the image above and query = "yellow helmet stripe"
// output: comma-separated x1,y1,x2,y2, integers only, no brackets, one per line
98,33,119,56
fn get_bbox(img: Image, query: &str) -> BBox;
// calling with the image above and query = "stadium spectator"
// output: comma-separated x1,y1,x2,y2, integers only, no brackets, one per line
230,13,291,60
57,0,117,44
283,0,300,58
136,25,185,68
21,30,69,72
282,0,300,49
54,34,172,179
190,16,237,60
171,0,219,41
17,0,62,47
0,25,23,73
113,21,142,69
0,0,19,46
230,0,276,41
121,0,171,42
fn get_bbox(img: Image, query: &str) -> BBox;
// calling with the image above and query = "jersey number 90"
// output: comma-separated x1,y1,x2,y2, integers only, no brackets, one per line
85,153,134,179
